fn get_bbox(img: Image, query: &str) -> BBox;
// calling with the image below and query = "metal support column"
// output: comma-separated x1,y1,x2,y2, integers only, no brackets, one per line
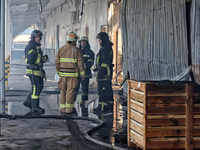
1,0,6,114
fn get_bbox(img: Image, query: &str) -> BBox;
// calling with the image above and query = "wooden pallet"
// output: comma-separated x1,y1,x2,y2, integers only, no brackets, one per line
127,80,200,150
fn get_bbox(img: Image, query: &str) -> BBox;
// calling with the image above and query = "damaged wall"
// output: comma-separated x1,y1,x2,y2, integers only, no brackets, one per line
191,0,200,84
79,0,108,54
121,0,189,86
41,0,108,64
42,0,78,63
108,1,123,85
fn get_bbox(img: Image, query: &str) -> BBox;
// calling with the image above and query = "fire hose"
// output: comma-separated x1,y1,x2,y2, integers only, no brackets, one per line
0,113,126,150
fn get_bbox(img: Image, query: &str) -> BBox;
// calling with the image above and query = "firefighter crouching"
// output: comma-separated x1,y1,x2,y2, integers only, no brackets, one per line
55,32,85,114
94,32,114,113
23,30,48,115
79,36,94,108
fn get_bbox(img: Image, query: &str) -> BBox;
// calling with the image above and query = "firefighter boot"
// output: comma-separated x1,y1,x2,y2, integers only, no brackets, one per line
31,99,45,115
81,100,88,116
66,107,74,114
23,100,32,109
93,105,102,118
23,93,32,109
80,100,85,108
94,105,101,114
31,107,45,115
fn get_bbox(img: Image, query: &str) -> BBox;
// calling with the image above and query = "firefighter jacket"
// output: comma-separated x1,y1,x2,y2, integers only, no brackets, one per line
79,42,94,78
96,41,113,81
25,40,48,78
55,42,85,78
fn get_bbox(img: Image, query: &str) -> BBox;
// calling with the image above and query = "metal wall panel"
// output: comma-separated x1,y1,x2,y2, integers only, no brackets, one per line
121,0,188,83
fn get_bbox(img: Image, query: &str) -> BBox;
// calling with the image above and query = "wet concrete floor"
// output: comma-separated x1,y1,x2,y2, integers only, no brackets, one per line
0,59,134,150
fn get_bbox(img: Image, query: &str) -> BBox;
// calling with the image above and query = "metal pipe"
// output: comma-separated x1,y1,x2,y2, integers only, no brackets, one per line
1,0,6,114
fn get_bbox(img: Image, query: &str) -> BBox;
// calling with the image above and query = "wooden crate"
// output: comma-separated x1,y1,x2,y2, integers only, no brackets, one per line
127,80,200,150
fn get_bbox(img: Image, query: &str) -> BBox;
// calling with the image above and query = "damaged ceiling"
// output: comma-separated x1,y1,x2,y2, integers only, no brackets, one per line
10,0,67,38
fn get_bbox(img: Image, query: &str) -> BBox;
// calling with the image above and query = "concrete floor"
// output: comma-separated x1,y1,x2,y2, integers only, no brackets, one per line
0,59,129,150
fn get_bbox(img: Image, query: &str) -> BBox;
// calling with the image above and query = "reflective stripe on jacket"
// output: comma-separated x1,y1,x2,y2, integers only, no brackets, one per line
81,48,94,78
96,41,113,81
26,69,43,77
25,40,47,78
55,42,85,77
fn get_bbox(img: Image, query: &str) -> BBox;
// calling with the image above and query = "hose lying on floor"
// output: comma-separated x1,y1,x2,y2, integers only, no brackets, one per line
0,113,126,150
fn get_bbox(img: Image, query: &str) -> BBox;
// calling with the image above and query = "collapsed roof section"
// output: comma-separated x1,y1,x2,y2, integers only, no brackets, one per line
10,0,66,38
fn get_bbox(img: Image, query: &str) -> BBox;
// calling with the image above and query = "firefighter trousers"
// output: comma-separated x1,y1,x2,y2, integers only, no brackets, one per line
26,76,44,108
97,80,113,112
81,78,89,101
59,77,80,113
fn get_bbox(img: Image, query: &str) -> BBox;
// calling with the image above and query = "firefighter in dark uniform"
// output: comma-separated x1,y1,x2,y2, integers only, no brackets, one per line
79,36,94,107
23,30,48,115
94,32,113,113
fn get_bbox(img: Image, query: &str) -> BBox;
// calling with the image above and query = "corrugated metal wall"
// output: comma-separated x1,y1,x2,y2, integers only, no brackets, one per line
191,0,200,84
121,0,188,83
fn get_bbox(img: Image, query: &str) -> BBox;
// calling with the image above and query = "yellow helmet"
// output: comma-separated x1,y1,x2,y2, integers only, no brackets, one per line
80,36,88,41
67,32,78,42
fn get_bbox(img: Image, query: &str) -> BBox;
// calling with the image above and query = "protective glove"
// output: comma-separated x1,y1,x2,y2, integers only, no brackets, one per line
44,54,48,62
42,69,47,81
93,67,98,72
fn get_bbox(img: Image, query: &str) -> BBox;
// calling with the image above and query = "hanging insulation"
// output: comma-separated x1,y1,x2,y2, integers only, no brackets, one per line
121,0,188,82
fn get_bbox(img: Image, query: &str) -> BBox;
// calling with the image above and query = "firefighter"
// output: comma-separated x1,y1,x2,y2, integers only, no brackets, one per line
23,30,48,115
94,32,114,113
55,32,85,114
79,36,94,107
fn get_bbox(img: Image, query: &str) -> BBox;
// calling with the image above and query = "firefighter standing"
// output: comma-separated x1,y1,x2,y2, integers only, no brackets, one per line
55,32,85,114
79,36,94,107
94,32,114,113
23,30,48,115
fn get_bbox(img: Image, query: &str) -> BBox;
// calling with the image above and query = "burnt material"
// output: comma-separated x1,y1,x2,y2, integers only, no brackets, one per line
121,0,189,87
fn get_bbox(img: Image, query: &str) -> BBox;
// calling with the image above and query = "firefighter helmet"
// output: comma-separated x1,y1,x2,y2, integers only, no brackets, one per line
80,36,88,41
96,32,109,41
31,30,43,40
67,32,78,42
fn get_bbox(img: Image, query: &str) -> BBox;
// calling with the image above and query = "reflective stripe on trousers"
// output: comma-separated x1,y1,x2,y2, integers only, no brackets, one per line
59,77,79,112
